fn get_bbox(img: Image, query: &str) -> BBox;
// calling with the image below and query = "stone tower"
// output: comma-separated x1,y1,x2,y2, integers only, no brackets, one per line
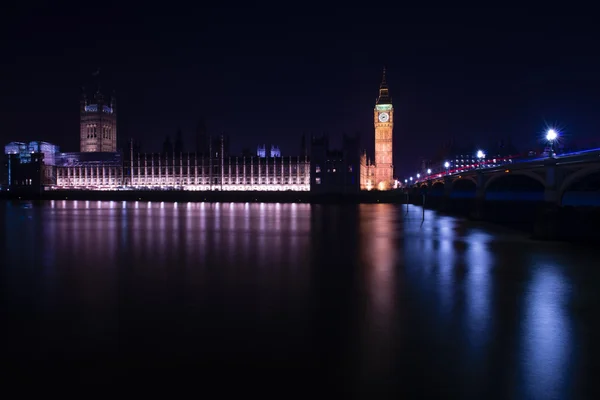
80,87,117,152
373,67,394,190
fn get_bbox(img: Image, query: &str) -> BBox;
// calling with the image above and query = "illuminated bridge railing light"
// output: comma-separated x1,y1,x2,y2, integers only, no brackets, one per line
414,147,600,181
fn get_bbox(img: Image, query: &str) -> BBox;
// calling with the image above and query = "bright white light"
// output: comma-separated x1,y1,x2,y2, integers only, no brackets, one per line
546,129,558,141
477,150,485,159
427,169,431,174
404,179,407,183
409,177,413,181
444,161,450,168
416,173,420,178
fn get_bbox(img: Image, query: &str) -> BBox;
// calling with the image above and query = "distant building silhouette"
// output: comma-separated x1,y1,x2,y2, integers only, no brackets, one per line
162,135,173,154
311,133,360,194
196,119,209,155
174,128,184,154
126,139,141,156
300,134,308,157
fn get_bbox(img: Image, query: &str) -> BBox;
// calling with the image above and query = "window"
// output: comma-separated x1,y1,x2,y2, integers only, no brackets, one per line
315,165,321,173
315,177,321,184
348,165,353,173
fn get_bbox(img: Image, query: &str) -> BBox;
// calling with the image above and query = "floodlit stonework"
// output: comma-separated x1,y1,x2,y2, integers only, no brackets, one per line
80,88,117,153
361,68,394,191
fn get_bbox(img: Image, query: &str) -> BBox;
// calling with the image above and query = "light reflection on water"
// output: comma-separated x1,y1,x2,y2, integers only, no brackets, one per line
1,201,598,396
521,265,574,400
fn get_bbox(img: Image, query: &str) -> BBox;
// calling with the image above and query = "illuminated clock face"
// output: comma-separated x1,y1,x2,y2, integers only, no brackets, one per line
378,112,389,122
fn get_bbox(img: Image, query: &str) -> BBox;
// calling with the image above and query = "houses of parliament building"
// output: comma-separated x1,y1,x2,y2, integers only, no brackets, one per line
4,71,395,193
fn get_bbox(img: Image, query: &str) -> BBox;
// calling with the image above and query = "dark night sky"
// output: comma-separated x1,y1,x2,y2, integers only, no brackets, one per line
2,4,600,176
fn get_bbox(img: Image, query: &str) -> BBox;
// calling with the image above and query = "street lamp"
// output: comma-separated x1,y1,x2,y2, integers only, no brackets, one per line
404,179,407,184
409,177,413,181
546,129,558,157
427,168,431,175
416,173,420,179
444,161,450,175
477,150,485,168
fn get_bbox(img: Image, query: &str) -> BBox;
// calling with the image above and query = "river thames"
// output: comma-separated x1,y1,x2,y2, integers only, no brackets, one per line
1,200,599,398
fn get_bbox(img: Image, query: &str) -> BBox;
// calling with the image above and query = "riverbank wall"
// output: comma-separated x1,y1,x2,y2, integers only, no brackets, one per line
0,189,404,204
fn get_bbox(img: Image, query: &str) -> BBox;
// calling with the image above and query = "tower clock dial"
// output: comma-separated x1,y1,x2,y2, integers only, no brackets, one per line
378,112,389,123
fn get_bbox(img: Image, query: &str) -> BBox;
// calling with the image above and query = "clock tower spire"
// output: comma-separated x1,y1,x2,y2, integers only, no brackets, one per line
372,67,394,190
377,67,391,104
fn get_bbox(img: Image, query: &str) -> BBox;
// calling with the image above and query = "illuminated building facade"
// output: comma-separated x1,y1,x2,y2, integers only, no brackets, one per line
6,143,310,193
55,152,124,188
5,82,317,192
361,68,394,191
80,88,117,152
53,136,310,191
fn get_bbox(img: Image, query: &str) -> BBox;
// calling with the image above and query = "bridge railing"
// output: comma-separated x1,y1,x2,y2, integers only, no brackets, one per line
410,147,600,184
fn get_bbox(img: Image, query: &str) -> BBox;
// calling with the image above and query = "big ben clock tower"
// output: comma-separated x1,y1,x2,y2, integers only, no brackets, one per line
374,67,393,190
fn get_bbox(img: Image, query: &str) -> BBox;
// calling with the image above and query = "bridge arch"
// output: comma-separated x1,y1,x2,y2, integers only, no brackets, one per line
427,181,446,198
559,165,600,197
451,176,477,188
431,181,445,190
483,171,546,192
449,177,477,200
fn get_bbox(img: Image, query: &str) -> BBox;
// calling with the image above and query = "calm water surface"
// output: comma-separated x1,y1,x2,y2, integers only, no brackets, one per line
1,200,599,397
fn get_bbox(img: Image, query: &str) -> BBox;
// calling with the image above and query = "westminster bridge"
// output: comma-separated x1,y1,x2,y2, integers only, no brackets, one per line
405,148,600,241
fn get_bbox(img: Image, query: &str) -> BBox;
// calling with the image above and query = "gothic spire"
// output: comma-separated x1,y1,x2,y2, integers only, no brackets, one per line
376,66,392,105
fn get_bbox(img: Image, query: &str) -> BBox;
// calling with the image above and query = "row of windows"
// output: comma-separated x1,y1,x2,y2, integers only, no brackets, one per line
128,162,309,170
58,168,308,180
129,178,307,185
85,146,115,152
84,124,114,140
314,165,354,173
57,178,308,186
129,169,309,176
14,179,34,186
58,169,120,177
59,179,120,184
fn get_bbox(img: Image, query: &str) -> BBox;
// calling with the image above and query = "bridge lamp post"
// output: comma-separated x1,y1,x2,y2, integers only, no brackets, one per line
444,161,450,175
416,173,420,182
477,150,485,169
427,168,431,175
546,129,558,158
